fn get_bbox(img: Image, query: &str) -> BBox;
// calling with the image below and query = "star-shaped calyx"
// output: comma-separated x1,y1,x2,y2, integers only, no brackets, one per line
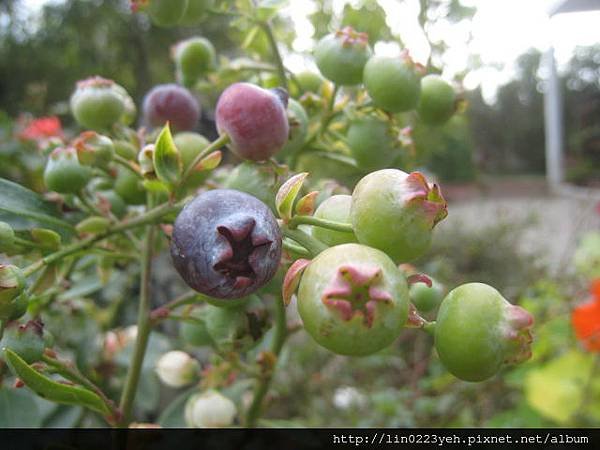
403,172,448,228
335,26,369,48
213,218,272,291
322,264,393,328
502,305,534,364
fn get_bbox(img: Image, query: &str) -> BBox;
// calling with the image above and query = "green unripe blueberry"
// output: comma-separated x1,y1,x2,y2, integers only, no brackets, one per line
173,37,216,87
363,54,422,112
70,77,126,131
111,83,137,125
314,27,372,86
410,278,445,313
146,0,189,27
114,167,146,205
311,195,357,246
346,117,395,170
223,161,280,212
434,283,534,382
350,169,447,263
180,309,213,347
0,320,46,364
44,147,92,194
291,71,324,97
204,299,263,352
97,191,127,218
114,140,139,161
174,131,210,188
297,243,409,356
74,131,115,169
417,75,456,126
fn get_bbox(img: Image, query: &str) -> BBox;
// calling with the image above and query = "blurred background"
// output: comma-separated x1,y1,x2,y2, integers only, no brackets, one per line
1,0,600,427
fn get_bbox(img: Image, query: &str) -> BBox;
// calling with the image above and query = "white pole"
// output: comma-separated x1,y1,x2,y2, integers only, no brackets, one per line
543,46,564,189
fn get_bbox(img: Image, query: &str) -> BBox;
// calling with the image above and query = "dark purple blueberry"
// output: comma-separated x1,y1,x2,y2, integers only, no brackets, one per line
142,84,200,132
170,189,282,299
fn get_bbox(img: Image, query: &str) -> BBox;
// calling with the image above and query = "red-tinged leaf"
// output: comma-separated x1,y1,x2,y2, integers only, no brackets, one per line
282,259,311,306
195,151,222,172
407,273,432,288
295,191,319,216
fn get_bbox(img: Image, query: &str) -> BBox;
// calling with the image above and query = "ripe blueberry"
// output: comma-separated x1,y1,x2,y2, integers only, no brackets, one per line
142,84,200,132
170,189,282,299
215,82,289,161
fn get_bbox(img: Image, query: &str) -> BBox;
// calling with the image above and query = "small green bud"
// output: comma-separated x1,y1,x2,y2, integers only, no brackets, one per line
0,320,46,364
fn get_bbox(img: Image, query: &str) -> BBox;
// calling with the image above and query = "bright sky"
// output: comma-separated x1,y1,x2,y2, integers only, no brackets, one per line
21,0,600,102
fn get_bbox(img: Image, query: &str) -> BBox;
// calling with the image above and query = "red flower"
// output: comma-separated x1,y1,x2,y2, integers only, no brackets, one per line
18,116,64,141
572,279,600,351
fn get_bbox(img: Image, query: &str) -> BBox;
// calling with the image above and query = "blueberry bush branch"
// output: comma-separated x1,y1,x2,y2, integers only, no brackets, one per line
0,0,536,430
118,221,156,425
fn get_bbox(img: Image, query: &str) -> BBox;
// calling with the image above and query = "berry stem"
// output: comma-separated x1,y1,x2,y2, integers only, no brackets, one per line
12,236,45,249
113,154,142,178
118,209,156,426
280,225,328,256
282,239,311,258
288,215,354,233
245,293,287,427
149,290,209,324
422,321,436,336
259,21,288,90
21,199,187,278
76,191,105,217
42,353,118,425
179,133,230,188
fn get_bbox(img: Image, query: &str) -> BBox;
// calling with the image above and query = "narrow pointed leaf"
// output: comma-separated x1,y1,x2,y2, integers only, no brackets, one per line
3,349,111,416
0,178,74,238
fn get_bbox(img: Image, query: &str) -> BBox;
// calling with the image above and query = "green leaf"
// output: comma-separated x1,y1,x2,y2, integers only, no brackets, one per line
0,387,42,427
3,349,111,416
275,172,308,221
153,123,182,188
0,178,74,238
